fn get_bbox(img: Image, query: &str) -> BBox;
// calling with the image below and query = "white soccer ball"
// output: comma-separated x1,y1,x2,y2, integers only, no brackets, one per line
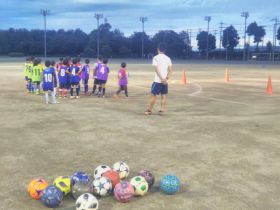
130,176,149,196
113,161,129,180
93,165,111,179
92,177,112,197
75,193,98,210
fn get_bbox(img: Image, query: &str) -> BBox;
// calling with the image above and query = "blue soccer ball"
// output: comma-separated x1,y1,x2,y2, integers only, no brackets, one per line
40,185,63,208
71,171,90,187
160,174,180,195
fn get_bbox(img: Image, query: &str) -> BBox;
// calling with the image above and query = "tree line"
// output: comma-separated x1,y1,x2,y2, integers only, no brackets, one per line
0,21,279,59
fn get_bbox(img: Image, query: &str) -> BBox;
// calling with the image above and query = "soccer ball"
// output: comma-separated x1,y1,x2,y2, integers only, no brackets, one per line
93,177,112,197
113,161,129,179
114,181,134,203
53,176,71,196
40,185,63,208
71,171,90,187
72,180,94,199
160,174,180,195
76,193,99,210
130,176,149,196
102,170,120,188
27,178,48,200
93,165,111,179
138,169,155,187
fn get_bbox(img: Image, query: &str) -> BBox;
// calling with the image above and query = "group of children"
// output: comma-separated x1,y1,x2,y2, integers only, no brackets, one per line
24,56,129,104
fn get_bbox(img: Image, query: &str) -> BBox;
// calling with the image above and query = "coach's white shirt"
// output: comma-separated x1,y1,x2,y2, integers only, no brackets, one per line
152,53,172,83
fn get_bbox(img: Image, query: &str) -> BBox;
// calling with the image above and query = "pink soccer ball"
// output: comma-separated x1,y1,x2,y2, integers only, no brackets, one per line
114,181,134,203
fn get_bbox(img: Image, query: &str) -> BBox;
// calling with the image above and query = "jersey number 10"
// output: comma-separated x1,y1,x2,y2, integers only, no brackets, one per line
44,74,52,82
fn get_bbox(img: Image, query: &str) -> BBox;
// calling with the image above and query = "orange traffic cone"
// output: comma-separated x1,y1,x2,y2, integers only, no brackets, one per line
181,70,187,85
224,68,229,82
266,76,273,94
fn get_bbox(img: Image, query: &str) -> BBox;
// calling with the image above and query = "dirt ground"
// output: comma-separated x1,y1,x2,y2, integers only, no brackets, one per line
0,58,279,210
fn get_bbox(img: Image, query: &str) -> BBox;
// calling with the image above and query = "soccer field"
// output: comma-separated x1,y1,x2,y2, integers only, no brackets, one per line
0,58,280,210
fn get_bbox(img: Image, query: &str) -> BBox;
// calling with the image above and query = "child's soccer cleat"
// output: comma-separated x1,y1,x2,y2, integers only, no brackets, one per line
70,96,75,99
76,96,80,99
144,109,152,115
51,101,60,104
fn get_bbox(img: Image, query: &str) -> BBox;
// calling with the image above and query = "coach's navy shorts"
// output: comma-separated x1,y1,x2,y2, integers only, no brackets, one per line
151,82,168,95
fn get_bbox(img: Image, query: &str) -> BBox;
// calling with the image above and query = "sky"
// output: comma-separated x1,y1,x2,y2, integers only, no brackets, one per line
0,0,279,48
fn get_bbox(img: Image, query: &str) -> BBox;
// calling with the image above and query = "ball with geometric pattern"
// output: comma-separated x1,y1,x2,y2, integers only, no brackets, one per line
113,161,129,180
130,176,149,196
40,185,63,208
114,181,134,203
160,174,180,195
138,169,155,187
72,180,94,199
53,176,71,196
27,178,48,200
92,177,112,197
71,171,91,187
93,165,111,179
76,193,99,210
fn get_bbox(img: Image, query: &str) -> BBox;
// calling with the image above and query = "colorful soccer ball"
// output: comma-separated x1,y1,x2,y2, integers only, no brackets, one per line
138,169,155,187
53,176,71,196
27,178,48,200
93,177,112,197
113,161,129,180
40,185,63,208
71,171,90,187
72,180,94,199
114,181,134,203
130,176,149,196
160,174,180,195
102,170,120,188
93,165,111,179
76,193,99,210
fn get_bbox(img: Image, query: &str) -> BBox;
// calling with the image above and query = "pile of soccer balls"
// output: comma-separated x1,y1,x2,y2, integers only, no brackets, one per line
27,161,181,209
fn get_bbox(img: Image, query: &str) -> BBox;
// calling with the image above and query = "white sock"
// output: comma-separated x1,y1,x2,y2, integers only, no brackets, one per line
51,91,56,103
45,92,49,103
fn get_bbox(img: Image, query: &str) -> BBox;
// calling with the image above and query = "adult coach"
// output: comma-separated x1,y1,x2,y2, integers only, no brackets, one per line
144,43,172,115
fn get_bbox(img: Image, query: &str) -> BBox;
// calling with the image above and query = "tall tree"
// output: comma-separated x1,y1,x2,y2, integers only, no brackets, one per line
196,31,216,54
152,30,186,57
266,41,273,52
247,22,266,51
222,25,239,50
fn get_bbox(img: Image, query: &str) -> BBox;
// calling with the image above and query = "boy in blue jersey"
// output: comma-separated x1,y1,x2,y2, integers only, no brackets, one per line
58,59,69,98
67,58,81,99
50,60,58,97
42,60,59,104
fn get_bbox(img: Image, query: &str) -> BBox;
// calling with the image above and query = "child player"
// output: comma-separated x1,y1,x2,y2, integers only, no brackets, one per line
56,57,63,71
96,58,109,98
114,62,128,98
67,58,81,99
32,58,42,95
50,61,58,97
42,60,59,104
92,56,103,95
24,57,32,91
58,59,69,98
81,58,90,95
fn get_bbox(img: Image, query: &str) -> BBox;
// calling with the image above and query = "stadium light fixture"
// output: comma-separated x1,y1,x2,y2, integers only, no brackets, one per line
140,17,148,59
40,9,50,59
94,13,103,57
204,16,211,60
241,11,249,61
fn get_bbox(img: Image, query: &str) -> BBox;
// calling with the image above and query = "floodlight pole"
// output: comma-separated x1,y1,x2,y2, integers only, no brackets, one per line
219,22,224,50
205,16,211,60
94,13,103,57
40,9,50,59
140,17,148,59
241,12,249,61
271,17,279,62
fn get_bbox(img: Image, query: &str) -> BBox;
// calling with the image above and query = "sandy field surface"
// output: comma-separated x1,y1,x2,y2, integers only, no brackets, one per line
0,58,279,210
